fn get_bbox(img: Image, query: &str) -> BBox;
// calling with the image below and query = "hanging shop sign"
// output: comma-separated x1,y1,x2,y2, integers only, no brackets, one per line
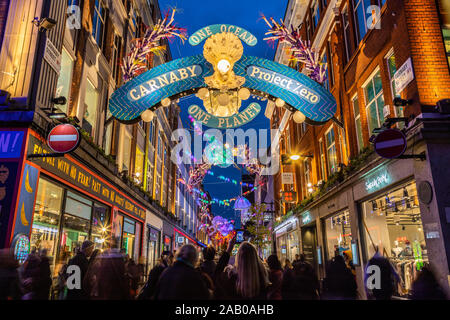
394,57,414,96
187,102,261,129
189,24,258,46
109,55,337,124
281,191,297,203
302,211,312,225
374,129,407,159
43,38,61,75
281,172,294,185
47,124,80,154
27,133,146,221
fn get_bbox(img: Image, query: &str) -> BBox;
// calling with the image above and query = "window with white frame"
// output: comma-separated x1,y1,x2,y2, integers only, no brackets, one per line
319,138,326,179
122,127,132,172
352,0,371,45
111,34,122,83
352,95,364,152
325,127,338,175
304,158,311,190
83,79,99,138
342,5,352,63
312,0,320,31
321,51,330,90
55,48,74,115
92,0,106,49
385,50,405,128
363,69,385,135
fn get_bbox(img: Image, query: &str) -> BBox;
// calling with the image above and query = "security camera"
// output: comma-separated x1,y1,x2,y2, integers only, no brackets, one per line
52,96,67,105
393,97,413,107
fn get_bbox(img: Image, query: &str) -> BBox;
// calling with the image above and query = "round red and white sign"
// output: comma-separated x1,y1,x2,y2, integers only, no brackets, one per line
374,129,407,159
47,124,80,154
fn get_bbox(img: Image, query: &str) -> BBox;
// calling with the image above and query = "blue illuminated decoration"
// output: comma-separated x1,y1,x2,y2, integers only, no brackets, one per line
188,102,261,129
0,131,24,159
109,55,337,124
365,171,391,192
302,211,312,224
189,24,258,46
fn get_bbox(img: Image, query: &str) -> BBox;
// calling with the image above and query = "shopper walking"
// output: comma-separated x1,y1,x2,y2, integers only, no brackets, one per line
266,255,283,300
154,244,211,300
92,248,131,300
214,237,270,300
410,266,448,300
322,255,357,300
0,249,21,300
200,246,217,280
364,251,400,300
66,240,95,300
282,257,320,300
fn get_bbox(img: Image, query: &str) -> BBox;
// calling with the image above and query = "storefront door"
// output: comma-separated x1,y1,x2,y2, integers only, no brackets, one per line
301,225,318,273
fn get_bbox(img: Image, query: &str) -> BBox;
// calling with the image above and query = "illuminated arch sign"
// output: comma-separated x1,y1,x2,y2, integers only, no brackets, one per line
109,55,337,123
189,24,258,46
188,102,261,129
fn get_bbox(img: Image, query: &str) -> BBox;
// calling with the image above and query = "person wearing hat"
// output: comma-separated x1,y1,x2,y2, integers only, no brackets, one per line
66,240,95,300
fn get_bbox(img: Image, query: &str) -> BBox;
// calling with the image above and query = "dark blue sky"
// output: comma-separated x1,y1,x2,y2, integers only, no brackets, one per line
158,0,287,223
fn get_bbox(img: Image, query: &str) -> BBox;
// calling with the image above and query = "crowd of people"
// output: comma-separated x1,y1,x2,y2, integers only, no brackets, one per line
0,236,448,300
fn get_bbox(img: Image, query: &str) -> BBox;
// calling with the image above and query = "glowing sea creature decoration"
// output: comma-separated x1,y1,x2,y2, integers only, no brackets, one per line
122,9,187,82
262,15,327,84
234,196,251,211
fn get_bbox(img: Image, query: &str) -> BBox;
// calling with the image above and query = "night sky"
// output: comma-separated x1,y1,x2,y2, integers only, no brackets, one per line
158,0,287,224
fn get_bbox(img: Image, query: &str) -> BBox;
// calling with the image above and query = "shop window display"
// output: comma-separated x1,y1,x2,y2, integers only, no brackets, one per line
91,204,110,250
362,181,427,295
324,210,352,260
30,179,63,266
122,217,136,258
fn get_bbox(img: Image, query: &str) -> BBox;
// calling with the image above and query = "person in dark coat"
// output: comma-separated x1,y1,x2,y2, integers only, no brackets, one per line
20,252,42,300
323,255,358,300
92,249,131,300
138,252,170,300
35,249,52,300
364,252,400,300
282,258,320,300
266,255,283,300
154,244,210,300
200,246,216,280
214,238,270,300
410,266,448,300
0,249,21,300
66,240,94,300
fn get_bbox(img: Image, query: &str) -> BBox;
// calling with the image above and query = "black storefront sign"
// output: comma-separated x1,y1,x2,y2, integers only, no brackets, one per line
27,134,145,221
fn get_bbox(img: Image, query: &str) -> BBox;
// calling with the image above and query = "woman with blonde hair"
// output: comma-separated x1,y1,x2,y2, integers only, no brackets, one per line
214,237,270,300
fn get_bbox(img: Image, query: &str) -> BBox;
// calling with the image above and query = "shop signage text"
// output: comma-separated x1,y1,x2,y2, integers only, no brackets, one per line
247,66,321,105
394,57,414,95
44,38,61,74
0,131,24,158
365,172,391,192
128,65,203,101
189,24,257,46
187,103,261,129
27,134,145,220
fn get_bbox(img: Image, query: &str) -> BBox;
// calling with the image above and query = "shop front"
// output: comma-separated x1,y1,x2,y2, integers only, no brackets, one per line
274,216,299,264
174,227,197,251
162,220,174,253
10,130,146,277
143,210,163,275
358,178,427,296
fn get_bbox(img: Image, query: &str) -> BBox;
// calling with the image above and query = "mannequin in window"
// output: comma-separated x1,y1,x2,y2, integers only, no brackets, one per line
392,240,403,258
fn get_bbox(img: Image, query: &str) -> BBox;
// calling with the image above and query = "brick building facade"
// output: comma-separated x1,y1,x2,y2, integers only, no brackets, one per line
271,0,450,299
